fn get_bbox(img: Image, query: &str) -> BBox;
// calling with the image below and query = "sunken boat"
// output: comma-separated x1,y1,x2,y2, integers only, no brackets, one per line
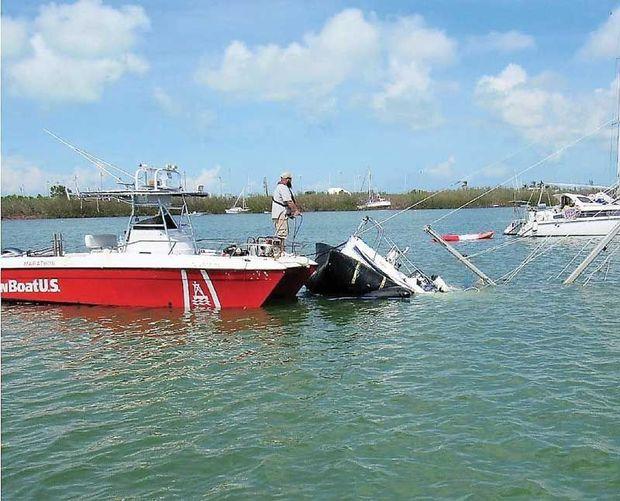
306,231,451,299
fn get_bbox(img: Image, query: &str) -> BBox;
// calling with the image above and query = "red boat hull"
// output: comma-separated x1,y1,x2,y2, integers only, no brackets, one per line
0,268,288,310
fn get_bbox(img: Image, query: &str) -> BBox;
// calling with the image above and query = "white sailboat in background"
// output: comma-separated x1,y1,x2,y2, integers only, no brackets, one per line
357,168,392,210
225,186,251,214
504,68,620,237
504,190,620,236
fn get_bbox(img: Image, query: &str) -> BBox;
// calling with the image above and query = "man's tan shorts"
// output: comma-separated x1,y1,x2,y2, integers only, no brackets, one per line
273,213,289,239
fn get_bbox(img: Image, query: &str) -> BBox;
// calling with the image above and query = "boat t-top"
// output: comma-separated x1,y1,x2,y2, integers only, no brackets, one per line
1,138,316,310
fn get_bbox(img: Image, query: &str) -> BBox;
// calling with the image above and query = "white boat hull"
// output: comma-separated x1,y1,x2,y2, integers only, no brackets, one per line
357,201,392,210
515,215,620,237
225,208,250,214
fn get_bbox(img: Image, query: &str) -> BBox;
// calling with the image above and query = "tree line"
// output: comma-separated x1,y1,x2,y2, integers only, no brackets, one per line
0,186,560,219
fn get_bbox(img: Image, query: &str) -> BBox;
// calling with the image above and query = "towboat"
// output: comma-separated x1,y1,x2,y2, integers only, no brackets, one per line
1,164,315,310
307,218,451,298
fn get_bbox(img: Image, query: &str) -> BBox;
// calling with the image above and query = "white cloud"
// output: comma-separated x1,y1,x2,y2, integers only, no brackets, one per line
10,35,147,102
152,87,216,132
475,64,613,148
479,164,510,180
69,166,112,191
153,87,182,115
372,15,456,129
198,9,457,129
1,156,47,194
0,155,124,195
186,166,221,192
384,15,456,66
198,9,378,104
1,17,29,58
466,30,535,53
578,7,620,59
4,0,150,103
427,155,456,177
34,0,149,57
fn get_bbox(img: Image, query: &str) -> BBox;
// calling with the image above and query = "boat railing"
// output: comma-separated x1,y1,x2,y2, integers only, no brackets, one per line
354,216,431,280
5,233,66,258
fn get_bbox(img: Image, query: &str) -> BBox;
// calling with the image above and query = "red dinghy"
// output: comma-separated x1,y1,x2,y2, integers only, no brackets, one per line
440,231,494,242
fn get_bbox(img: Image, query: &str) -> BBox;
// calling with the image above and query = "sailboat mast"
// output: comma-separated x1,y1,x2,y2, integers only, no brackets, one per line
616,57,620,184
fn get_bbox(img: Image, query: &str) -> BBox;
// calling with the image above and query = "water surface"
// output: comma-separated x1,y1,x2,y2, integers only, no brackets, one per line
2,209,619,498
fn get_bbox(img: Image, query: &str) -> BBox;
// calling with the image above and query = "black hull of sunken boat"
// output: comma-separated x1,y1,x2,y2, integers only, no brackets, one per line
306,243,411,299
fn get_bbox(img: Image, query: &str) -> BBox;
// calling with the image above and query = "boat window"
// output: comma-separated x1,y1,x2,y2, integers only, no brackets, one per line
577,196,592,203
133,213,178,229
577,210,620,218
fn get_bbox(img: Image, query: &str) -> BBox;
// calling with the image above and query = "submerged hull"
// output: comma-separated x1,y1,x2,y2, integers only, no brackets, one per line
306,243,410,298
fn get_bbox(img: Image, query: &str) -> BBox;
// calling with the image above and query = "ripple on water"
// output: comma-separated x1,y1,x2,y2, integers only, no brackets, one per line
2,210,620,498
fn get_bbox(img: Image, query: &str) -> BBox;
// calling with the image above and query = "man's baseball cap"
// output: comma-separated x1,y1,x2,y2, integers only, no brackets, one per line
280,171,293,179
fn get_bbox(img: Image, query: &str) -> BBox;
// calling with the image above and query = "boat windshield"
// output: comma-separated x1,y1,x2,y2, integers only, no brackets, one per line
133,213,178,229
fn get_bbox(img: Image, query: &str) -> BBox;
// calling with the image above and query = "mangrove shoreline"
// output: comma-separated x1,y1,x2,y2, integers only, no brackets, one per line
1,187,557,220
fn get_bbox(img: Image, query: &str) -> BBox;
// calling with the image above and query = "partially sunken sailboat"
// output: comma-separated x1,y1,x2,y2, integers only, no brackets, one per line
307,217,451,298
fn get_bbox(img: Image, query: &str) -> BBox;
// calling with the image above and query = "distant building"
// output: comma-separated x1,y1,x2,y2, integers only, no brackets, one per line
327,187,351,195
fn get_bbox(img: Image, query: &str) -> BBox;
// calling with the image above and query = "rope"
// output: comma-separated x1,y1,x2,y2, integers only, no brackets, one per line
356,140,538,237
464,237,522,259
499,236,554,283
301,240,347,259
583,242,620,285
548,237,596,281
431,117,615,226
291,214,303,242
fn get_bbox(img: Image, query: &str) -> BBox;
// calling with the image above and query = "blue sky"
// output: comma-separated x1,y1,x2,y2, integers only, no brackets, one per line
2,0,620,195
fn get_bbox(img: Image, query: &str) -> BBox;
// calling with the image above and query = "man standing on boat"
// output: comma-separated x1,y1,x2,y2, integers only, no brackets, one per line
271,172,301,245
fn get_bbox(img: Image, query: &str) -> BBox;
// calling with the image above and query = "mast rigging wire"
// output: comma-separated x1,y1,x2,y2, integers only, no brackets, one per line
356,140,539,237
430,117,616,226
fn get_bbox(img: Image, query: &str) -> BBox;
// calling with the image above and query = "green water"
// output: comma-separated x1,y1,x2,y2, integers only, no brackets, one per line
2,209,619,498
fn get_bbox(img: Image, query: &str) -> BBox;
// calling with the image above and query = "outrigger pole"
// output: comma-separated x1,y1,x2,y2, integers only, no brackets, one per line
563,220,620,284
44,129,133,185
424,225,496,286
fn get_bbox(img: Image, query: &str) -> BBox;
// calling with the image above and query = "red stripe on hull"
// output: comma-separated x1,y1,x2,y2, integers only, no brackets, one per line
0,268,285,310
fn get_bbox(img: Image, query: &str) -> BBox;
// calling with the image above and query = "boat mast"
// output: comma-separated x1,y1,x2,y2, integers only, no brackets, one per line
232,188,243,208
615,58,620,190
